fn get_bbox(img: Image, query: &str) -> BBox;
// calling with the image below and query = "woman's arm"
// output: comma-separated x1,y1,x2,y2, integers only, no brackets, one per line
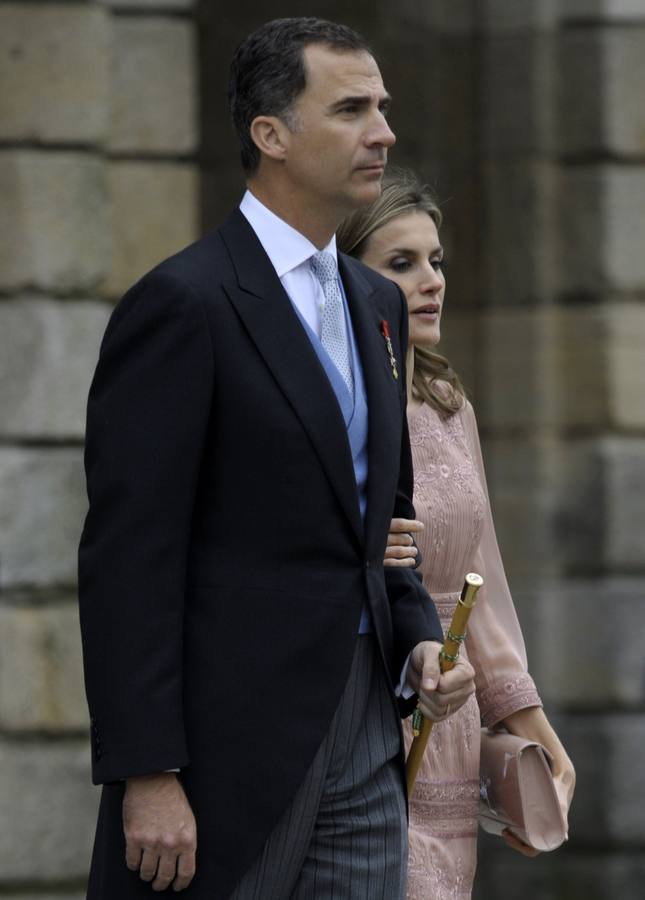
458,401,575,854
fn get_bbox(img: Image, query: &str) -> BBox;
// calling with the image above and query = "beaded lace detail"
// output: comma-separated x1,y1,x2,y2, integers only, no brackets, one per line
408,851,474,900
478,673,542,727
409,404,485,592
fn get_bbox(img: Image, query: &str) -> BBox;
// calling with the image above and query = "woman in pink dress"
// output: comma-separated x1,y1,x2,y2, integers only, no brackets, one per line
337,169,575,899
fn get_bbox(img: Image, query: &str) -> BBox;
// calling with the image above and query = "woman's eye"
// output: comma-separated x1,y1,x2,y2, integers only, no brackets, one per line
432,258,445,272
389,258,411,273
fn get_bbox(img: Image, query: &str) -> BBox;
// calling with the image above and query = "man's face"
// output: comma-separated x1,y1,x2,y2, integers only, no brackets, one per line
281,44,396,215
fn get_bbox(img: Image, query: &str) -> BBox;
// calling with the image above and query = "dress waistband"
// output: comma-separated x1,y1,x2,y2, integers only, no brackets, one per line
426,590,462,623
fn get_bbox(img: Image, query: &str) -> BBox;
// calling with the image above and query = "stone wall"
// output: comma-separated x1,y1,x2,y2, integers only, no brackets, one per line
0,1,198,895
473,2,645,896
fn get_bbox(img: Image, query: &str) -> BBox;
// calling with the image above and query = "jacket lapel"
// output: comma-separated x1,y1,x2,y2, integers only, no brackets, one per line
339,255,403,555
219,210,364,547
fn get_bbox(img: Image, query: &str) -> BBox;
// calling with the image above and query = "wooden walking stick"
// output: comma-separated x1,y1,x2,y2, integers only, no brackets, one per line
405,572,483,797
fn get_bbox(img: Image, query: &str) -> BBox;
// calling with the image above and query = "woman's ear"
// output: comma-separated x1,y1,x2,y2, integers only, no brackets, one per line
249,115,291,163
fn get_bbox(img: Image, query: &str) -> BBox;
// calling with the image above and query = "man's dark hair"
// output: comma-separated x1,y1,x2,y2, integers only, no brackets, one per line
228,17,372,175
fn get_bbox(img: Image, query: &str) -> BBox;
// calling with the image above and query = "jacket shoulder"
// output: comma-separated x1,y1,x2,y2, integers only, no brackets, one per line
148,228,231,293
339,251,407,331
339,252,394,290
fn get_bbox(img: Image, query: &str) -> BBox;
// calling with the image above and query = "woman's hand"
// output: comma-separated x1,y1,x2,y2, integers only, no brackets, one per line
384,517,424,567
552,750,576,828
501,706,576,855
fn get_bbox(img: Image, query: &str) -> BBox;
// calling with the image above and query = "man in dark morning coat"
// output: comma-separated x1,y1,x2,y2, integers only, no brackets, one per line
78,17,475,900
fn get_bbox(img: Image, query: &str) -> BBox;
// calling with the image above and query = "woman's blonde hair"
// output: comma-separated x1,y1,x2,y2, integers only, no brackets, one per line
337,168,464,416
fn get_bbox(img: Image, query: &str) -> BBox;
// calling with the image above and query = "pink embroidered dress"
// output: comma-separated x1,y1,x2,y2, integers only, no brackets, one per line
404,393,542,900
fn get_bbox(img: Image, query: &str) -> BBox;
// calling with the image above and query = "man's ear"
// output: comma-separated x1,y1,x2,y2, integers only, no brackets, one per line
249,115,291,163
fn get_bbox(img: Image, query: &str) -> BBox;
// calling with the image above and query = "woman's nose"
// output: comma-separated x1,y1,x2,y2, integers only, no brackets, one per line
419,265,443,293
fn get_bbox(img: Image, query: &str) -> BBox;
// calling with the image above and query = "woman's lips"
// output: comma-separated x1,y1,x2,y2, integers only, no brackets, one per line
412,304,440,316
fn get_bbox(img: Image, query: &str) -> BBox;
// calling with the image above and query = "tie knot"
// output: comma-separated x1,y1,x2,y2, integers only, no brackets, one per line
310,251,337,285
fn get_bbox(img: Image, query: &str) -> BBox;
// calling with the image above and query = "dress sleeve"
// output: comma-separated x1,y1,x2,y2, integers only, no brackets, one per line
460,401,542,727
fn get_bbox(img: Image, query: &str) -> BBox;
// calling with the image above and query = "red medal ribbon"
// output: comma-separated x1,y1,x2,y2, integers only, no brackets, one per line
380,320,399,380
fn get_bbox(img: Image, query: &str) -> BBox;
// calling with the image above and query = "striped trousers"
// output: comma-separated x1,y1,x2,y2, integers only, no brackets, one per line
229,635,408,900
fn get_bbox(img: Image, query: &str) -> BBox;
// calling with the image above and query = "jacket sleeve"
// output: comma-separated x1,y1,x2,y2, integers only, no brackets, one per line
383,285,443,702
78,271,214,784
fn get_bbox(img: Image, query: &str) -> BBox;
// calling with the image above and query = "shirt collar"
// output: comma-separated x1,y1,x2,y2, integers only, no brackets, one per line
239,189,337,278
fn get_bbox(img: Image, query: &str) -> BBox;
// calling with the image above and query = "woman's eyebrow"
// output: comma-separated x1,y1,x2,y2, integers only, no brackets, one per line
386,244,443,256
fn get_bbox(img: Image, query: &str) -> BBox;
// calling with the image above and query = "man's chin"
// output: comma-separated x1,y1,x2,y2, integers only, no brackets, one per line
346,177,384,209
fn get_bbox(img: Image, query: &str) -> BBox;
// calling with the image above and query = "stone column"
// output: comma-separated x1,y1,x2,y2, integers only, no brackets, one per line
0,1,198,895
473,1,645,897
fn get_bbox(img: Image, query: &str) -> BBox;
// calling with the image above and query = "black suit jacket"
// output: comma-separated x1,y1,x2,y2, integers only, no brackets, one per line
79,210,442,898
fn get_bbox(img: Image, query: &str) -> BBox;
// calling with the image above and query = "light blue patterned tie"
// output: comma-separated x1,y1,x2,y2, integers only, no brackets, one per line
310,251,354,396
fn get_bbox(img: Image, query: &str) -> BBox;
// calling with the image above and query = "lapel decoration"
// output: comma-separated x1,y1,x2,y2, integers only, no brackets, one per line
380,320,399,380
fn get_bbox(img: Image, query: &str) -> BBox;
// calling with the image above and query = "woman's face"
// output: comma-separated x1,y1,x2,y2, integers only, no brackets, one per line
360,210,445,348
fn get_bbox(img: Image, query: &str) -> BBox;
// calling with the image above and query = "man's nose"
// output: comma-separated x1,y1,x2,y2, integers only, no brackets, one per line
368,112,396,148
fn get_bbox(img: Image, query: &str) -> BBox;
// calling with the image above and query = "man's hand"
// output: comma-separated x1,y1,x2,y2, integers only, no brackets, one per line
384,517,424,568
123,773,197,892
406,641,475,721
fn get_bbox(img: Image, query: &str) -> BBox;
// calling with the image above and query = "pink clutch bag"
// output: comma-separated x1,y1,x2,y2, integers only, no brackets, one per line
479,728,567,852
